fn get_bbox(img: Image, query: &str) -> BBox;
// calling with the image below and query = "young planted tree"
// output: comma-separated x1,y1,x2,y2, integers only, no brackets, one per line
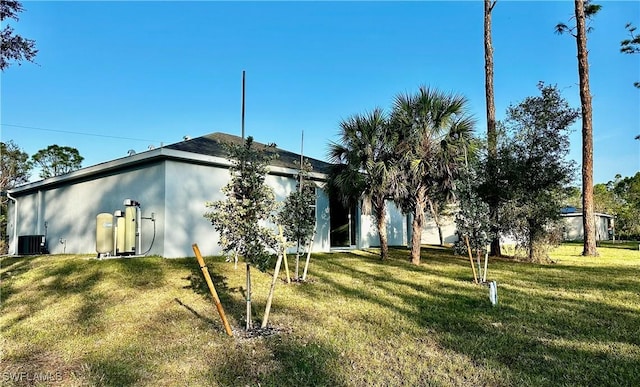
328,108,403,260
556,0,601,256
1,0,38,71
496,83,579,262
454,136,494,255
204,136,279,330
31,145,84,179
455,164,494,282
278,159,316,280
392,87,474,265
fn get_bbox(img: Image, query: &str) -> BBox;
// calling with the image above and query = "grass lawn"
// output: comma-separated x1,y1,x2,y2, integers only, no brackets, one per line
1,243,639,386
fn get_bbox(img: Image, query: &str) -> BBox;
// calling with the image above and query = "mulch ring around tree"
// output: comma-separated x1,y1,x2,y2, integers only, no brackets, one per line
233,324,292,341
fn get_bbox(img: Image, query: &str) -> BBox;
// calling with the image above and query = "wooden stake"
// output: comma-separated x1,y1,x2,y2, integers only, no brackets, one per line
464,235,479,283
483,250,489,283
192,244,233,336
283,252,291,284
302,224,317,281
262,225,286,328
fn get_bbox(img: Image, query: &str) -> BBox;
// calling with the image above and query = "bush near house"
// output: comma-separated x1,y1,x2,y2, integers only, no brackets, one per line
1,244,638,386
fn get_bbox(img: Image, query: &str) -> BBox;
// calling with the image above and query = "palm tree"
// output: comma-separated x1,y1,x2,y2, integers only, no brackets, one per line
392,87,475,265
327,108,404,260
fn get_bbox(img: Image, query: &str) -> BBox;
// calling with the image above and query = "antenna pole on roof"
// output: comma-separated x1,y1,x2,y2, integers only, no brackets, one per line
300,130,304,167
241,70,246,139
299,130,304,193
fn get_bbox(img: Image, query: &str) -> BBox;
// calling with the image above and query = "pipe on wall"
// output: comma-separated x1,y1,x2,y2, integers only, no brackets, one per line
6,192,18,255
136,205,142,255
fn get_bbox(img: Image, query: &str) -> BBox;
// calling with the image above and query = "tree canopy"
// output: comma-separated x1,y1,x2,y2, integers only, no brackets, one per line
620,22,640,88
491,83,579,261
0,140,32,253
592,173,640,240
31,145,84,179
1,140,31,192
1,0,37,71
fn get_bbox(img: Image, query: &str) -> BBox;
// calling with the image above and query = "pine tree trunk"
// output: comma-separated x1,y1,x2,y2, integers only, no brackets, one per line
485,0,497,163
485,0,501,257
376,207,389,260
574,0,598,256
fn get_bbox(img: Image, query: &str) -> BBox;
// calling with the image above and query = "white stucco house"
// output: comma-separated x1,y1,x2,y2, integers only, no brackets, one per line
6,132,457,258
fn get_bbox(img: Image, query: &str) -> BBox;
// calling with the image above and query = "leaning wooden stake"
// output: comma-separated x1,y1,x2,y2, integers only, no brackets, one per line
282,252,291,284
483,249,489,283
464,235,479,284
301,224,317,281
262,225,286,328
192,244,233,336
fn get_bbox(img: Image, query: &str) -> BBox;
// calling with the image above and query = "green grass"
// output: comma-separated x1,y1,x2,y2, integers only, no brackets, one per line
1,244,639,386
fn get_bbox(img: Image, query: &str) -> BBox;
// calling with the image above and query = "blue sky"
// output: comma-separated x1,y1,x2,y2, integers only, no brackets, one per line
2,1,639,184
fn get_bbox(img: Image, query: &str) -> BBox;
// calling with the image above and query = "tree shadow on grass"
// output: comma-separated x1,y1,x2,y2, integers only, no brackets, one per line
202,334,344,386
182,256,251,330
291,247,640,386
108,256,168,288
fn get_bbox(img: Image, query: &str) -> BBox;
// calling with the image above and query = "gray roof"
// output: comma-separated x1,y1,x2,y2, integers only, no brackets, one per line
166,132,332,174
10,132,331,195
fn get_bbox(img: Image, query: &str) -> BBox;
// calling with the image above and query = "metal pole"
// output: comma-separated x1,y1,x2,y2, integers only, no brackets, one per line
246,263,252,330
135,205,142,255
241,70,246,139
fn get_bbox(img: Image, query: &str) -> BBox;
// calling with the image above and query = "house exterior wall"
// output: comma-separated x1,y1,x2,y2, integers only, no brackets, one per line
421,214,458,245
314,186,331,252
596,216,610,241
358,201,459,249
162,160,229,258
8,162,166,256
161,161,332,257
359,201,408,248
562,214,612,241
7,157,333,258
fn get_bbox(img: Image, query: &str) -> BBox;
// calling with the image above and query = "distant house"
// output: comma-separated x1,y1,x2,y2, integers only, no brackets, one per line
6,132,456,258
561,208,614,241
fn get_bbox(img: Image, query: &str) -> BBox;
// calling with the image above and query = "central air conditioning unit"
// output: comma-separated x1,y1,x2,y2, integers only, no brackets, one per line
18,235,47,255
